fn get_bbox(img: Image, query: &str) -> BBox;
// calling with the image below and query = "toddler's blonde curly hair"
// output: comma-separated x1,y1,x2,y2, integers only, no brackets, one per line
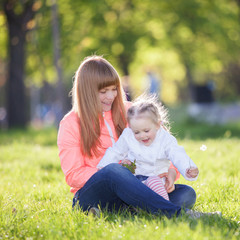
127,94,170,132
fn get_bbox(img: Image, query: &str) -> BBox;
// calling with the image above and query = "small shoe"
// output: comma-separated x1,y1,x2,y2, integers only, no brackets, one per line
185,209,222,219
88,207,100,218
211,211,222,217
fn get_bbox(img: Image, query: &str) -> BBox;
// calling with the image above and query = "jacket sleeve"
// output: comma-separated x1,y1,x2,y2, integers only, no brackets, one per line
97,129,129,168
165,134,198,181
57,117,98,191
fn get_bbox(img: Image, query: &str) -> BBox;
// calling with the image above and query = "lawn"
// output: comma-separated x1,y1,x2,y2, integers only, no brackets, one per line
0,122,240,240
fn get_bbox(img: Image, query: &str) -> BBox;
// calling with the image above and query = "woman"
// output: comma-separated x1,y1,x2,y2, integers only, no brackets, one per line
57,55,197,218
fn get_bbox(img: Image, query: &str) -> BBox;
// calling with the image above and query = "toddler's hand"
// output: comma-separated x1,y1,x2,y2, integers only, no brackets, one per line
121,159,132,165
121,160,136,174
186,167,199,178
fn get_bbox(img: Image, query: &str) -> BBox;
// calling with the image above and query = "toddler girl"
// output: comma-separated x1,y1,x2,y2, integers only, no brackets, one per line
98,94,199,201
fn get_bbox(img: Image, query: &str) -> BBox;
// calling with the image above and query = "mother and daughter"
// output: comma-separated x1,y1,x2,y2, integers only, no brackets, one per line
57,55,220,218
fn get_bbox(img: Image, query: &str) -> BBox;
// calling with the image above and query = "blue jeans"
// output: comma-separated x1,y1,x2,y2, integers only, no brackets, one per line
73,164,196,218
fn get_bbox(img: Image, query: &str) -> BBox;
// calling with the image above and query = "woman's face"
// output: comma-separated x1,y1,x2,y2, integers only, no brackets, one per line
99,85,118,112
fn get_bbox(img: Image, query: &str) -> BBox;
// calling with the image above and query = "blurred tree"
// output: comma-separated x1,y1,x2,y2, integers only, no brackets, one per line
132,0,240,102
57,0,144,75
50,0,66,124
26,0,240,103
1,0,239,123
2,0,37,128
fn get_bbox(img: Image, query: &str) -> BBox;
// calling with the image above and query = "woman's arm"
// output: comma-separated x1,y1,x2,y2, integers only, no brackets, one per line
159,167,177,193
169,163,180,181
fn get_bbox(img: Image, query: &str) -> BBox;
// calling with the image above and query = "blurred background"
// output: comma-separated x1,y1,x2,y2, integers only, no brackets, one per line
0,0,240,130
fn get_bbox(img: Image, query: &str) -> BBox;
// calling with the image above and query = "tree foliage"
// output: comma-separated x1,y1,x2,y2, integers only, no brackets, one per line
0,0,239,127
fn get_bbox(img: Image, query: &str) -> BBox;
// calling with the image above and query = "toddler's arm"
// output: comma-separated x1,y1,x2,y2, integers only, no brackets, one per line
165,135,199,181
97,129,129,169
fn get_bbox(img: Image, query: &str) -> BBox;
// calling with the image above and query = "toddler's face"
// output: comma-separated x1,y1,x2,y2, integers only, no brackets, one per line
129,117,159,146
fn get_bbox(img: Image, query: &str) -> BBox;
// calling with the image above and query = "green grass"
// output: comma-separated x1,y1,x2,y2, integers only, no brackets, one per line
0,125,240,240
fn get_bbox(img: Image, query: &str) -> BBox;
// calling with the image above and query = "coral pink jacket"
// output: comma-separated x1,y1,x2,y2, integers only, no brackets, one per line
57,109,119,194
57,105,179,194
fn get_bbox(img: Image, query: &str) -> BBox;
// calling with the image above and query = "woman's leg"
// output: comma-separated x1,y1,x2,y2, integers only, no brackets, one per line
73,163,182,218
144,176,169,201
168,184,196,209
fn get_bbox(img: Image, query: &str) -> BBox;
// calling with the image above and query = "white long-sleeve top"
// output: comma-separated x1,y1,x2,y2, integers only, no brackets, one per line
97,127,198,181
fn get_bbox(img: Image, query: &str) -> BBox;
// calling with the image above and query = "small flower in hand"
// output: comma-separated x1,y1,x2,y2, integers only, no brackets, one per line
122,160,136,174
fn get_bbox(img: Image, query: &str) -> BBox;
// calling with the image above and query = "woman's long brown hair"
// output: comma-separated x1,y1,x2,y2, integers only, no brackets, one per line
72,55,127,157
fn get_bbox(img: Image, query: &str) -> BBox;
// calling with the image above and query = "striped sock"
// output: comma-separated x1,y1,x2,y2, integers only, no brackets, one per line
144,176,169,201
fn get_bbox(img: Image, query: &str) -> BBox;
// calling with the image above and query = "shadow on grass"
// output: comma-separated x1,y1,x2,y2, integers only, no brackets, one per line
0,127,58,145
171,119,240,140
101,208,239,238
73,203,239,236
41,163,62,172
1,120,240,146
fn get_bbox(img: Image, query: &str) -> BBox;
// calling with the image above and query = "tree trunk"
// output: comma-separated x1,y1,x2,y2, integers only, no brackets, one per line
185,63,196,102
236,0,240,21
4,1,35,128
50,0,66,125
119,55,129,76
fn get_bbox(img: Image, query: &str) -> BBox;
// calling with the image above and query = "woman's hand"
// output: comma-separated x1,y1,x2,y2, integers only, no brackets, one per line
159,168,177,193
186,167,199,178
